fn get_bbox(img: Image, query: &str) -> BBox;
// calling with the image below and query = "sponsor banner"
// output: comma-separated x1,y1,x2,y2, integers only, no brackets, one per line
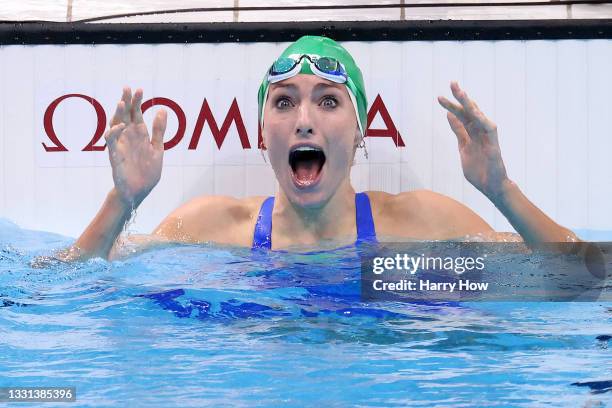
2,40,612,236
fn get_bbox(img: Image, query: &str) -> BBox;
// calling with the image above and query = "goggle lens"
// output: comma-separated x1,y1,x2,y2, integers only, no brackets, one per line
315,57,339,73
271,57,297,75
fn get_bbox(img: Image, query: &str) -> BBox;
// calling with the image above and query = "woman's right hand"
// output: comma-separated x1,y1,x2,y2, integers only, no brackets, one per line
104,87,167,208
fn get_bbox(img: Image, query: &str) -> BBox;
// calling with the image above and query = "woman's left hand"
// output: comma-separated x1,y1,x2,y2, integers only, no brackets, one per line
438,81,510,203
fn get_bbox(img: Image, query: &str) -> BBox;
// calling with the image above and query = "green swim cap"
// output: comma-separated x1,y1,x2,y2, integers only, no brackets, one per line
257,35,367,137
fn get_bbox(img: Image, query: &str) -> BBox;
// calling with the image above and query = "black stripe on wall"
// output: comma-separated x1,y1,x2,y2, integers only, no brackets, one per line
1,20,612,45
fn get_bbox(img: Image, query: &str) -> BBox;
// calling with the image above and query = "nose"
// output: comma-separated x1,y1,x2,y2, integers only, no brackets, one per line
295,103,314,137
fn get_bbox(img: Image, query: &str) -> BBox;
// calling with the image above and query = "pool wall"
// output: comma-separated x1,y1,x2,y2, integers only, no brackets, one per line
0,22,611,237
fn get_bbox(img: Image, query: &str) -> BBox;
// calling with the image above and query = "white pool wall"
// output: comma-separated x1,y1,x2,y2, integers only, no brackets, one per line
0,39,611,237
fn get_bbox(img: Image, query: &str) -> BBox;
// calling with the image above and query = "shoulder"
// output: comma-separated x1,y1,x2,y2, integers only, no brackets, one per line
153,195,268,246
365,190,493,240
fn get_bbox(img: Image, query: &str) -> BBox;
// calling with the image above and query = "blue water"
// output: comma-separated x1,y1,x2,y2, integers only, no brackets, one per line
0,219,610,407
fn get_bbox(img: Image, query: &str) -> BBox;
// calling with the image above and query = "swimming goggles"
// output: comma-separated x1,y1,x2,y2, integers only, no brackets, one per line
267,54,348,84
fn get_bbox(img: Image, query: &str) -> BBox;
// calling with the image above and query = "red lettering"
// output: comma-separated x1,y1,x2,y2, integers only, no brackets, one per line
43,94,107,152
141,97,186,150
42,94,406,154
366,94,405,147
189,98,251,150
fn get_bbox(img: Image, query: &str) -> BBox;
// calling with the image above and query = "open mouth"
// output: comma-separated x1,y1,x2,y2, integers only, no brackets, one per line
289,145,326,188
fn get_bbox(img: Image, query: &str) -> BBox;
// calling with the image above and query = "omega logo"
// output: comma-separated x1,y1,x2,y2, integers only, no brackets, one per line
42,93,405,152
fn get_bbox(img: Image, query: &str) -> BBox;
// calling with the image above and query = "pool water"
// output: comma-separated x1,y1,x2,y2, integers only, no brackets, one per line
0,219,610,407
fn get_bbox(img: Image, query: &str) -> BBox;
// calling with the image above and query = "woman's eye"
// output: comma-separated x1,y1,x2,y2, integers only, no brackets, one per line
321,96,338,108
275,97,292,109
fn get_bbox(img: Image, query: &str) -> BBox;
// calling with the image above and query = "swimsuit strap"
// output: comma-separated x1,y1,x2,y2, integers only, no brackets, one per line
252,196,275,250
355,192,378,243
252,192,377,250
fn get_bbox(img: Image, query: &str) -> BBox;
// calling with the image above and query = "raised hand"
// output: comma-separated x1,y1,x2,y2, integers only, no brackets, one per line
104,87,167,207
438,81,510,203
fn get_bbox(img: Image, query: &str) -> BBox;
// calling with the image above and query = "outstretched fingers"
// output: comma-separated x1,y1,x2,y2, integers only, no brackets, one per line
110,100,125,127
441,81,497,136
446,111,470,149
450,81,479,119
110,87,132,127
121,87,132,125
437,95,466,123
151,109,167,150
104,123,126,150
131,88,144,124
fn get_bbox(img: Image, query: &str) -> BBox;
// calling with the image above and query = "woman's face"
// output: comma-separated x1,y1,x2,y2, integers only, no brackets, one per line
263,74,360,208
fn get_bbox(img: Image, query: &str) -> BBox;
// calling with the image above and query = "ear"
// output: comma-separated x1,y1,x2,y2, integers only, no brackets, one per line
351,125,361,166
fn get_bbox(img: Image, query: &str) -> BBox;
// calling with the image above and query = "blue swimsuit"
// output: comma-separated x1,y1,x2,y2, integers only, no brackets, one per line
252,192,377,250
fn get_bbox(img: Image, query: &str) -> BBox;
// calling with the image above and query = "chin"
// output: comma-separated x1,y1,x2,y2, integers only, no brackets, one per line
284,185,329,209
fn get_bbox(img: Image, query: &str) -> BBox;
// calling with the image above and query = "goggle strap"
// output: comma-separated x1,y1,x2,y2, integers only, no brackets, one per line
260,86,269,129
346,87,364,137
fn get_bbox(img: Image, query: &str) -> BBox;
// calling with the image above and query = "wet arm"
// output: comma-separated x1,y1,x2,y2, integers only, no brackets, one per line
437,82,580,245
493,179,579,245
56,188,135,261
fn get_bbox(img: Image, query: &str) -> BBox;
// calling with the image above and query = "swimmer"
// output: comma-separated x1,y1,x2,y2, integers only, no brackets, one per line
62,35,580,260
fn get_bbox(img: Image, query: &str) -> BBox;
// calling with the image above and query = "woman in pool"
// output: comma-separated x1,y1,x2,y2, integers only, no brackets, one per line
66,35,578,260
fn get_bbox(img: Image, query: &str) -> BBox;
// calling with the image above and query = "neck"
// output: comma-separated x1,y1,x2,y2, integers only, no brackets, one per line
273,181,356,247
